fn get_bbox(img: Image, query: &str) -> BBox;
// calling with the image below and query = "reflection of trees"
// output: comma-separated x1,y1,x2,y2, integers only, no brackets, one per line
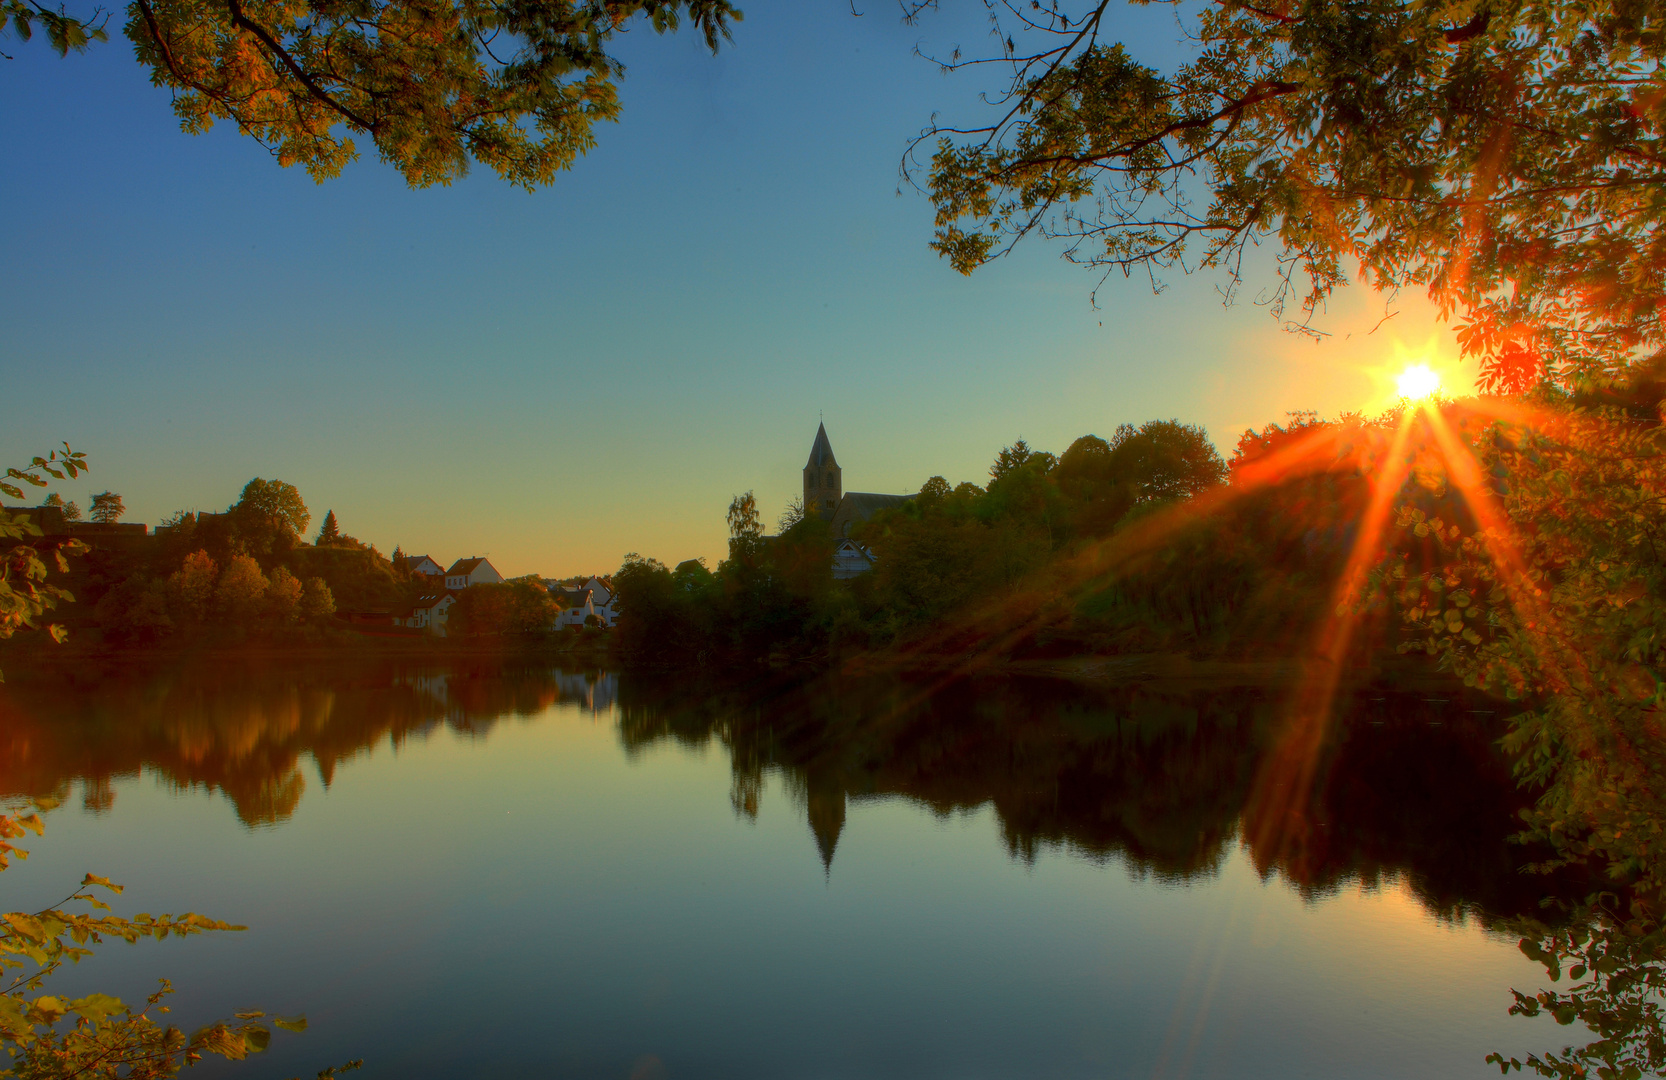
617,672,1566,923
0,662,616,826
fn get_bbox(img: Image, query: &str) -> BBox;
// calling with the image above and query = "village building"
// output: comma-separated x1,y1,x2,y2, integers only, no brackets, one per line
802,423,913,575
444,557,503,590
395,589,457,636
552,575,619,628
398,553,444,578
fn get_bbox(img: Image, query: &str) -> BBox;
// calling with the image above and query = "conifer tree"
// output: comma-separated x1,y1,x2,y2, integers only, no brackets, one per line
315,510,341,547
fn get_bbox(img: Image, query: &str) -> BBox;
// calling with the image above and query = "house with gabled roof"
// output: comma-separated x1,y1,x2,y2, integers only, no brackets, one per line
395,588,457,636
553,575,619,628
832,538,877,580
398,553,444,578
444,557,503,591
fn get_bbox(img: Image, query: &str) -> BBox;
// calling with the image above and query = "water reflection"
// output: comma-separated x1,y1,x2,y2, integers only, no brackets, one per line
0,661,615,826
616,672,1566,924
0,662,1558,925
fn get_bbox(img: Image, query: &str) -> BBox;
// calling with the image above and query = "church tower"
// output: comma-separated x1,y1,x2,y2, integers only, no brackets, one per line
804,423,842,521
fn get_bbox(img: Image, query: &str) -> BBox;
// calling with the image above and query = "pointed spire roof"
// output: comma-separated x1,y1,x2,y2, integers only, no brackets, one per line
805,423,838,469
806,785,846,874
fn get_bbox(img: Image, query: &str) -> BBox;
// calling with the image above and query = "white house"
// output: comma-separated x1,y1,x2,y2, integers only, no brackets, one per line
399,553,444,578
553,576,619,628
832,539,877,580
444,557,503,591
397,590,457,636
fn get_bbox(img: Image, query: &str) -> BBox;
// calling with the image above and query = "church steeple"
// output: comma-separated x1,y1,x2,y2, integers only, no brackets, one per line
804,423,842,520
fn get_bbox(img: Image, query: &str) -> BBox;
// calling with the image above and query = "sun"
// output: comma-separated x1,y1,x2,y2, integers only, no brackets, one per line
1396,363,1442,400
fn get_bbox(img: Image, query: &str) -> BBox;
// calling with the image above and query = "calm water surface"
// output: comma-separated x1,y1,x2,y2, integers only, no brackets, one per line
0,662,1565,1079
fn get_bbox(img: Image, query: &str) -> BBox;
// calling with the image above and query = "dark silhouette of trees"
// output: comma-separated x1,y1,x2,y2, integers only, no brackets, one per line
88,491,124,524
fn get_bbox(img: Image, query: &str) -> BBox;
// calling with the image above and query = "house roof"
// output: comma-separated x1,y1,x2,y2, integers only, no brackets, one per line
804,423,838,469
400,553,440,569
412,590,455,609
829,492,915,539
838,492,912,519
445,557,487,576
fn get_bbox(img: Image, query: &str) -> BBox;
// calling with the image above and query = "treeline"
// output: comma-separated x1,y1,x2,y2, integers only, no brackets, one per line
86,478,417,643
612,416,1386,663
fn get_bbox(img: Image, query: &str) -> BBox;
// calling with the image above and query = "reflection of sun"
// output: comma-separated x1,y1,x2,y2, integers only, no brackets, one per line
1396,364,1441,400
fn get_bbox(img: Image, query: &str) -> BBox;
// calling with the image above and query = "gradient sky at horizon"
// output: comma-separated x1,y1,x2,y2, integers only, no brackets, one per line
1,1,1467,576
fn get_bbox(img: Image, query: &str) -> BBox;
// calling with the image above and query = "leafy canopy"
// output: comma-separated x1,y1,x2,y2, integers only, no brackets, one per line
919,0,1666,387
5,0,739,187
233,479,309,541
0,447,88,671
0,808,328,1079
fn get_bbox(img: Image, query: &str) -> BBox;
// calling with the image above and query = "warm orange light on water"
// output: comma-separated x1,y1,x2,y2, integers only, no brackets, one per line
1396,364,1441,400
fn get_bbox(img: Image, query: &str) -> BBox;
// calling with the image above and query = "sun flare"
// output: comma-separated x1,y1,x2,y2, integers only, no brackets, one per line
1396,364,1441,400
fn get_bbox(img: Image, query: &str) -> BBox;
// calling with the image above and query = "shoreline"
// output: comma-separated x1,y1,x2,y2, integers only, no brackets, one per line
2,632,1472,696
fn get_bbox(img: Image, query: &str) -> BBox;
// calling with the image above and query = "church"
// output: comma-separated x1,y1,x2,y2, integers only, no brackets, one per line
802,423,913,578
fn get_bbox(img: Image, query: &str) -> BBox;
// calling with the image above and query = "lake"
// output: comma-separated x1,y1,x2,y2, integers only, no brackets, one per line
0,660,1568,1079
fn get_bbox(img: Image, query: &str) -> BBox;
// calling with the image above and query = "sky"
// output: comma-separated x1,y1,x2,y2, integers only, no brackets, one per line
0,1,1469,576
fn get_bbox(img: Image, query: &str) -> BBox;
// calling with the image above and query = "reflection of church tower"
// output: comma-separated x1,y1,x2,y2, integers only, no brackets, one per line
804,423,842,521
805,776,847,873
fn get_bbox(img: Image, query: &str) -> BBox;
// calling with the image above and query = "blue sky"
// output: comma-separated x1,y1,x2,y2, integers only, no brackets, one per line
0,1,1462,575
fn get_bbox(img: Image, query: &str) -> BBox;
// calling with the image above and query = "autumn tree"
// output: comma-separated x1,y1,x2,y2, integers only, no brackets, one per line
918,0,1666,388
88,491,124,524
0,446,88,667
299,577,336,623
726,491,764,565
266,566,304,623
3,0,739,187
215,554,269,622
166,550,217,622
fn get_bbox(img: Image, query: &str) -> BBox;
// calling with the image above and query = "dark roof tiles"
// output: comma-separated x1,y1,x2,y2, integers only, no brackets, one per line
805,423,838,469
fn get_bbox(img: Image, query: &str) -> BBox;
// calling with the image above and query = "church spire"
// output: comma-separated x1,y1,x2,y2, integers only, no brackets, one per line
804,423,843,521
805,422,837,469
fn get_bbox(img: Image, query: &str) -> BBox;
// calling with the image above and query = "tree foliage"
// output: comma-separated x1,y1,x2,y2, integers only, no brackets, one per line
39,496,79,524
446,579,558,637
0,447,88,675
314,511,340,547
614,423,1239,660
87,493,124,525
918,0,1666,384
6,0,739,186
0,810,315,1078
233,479,309,544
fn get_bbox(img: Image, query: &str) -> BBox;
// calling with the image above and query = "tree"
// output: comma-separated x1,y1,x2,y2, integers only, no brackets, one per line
918,0,1666,386
989,439,1043,484
0,810,307,1077
778,496,806,533
726,491,763,565
315,510,341,547
4,0,738,188
0,446,89,670
447,580,557,636
1108,420,1229,504
232,479,309,545
299,577,336,623
42,493,81,522
265,566,303,623
88,491,124,524
215,554,269,622
166,550,218,623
